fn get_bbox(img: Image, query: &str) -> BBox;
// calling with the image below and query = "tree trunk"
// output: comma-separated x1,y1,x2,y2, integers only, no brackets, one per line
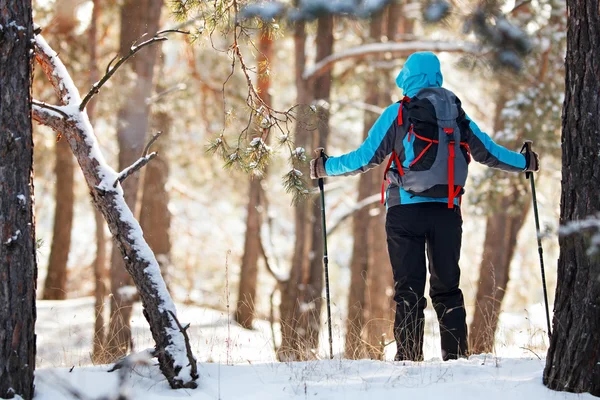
305,14,335,351
278,17,312,361
365,165,393,360
469,195,530,354
42,0,78,301
234,29,273,330
33,36,198,388
107,0,163,361
344,162,372,359
344,16,382,358
0,2,37,398
469,92,531,354
43,138,74,300
87,0,108,364
140,110,172,285
543,0,600,394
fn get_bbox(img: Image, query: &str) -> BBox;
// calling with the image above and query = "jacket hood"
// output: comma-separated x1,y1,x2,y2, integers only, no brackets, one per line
395,52,444,98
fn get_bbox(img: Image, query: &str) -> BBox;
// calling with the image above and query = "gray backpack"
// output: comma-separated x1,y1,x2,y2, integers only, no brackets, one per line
382,87,472,208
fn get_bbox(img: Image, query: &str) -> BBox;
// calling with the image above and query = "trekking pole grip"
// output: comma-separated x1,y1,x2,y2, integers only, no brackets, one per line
521,140,533,179
315,147,327,190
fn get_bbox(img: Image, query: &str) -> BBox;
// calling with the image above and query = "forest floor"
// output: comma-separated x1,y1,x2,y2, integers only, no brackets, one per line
33,298,593,400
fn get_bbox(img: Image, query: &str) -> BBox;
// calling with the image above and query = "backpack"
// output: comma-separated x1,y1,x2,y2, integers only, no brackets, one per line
382,87,472,208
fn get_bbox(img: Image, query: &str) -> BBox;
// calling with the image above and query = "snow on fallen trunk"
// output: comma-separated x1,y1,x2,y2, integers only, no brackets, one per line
31,34,198,389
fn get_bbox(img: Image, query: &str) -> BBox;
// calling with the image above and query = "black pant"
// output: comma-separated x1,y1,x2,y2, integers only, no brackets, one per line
386,203,468,361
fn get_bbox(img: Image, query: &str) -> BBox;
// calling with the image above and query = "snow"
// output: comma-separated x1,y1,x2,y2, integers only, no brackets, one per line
7,21,26,31
33,299,593,400
4,230,20,245
117,285,138,301
34,357,593,400
17,194,26,205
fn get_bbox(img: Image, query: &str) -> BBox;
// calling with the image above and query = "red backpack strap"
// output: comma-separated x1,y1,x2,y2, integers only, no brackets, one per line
397,96,411,126
381,150,405,204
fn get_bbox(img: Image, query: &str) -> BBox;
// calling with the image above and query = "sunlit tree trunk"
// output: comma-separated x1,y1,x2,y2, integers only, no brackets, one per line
43,138,74,300
364,9,396,360
0,2,37,397
140,110,172,285
107,0,163,361
235,29,273,329
278,16,312,361
469,194,529,353
305,14,335,351
543,0,600,394
42,0,77,301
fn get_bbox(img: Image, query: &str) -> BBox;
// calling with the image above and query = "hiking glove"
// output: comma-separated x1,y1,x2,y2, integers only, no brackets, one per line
523,149,540,172
310,156,327,179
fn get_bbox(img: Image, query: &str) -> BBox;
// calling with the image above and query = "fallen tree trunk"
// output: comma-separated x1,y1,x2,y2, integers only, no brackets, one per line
31,34,198,389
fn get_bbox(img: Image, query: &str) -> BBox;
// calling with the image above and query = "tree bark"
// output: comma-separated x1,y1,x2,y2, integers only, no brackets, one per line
543,0,600,394
107,0,163,361
0,2,37,398
278,17,313,361
234,29,273,330
33,35,198,389
469,194,530,354
305,14,335,351
42,0,78,301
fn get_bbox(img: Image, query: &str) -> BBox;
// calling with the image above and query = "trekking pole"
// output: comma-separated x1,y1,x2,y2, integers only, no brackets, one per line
522,140,552,339
317,149,334,360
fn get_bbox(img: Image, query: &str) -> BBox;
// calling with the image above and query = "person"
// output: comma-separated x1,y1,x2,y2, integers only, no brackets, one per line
309,51,539,361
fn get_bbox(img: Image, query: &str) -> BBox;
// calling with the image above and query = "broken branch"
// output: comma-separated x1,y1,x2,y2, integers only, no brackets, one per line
167,310,199,383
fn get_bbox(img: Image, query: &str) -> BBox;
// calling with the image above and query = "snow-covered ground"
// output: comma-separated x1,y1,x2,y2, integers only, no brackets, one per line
33,298,592,399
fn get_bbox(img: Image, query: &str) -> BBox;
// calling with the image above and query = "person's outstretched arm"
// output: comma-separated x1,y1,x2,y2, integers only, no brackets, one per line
315,103,401,178
464,114,528,172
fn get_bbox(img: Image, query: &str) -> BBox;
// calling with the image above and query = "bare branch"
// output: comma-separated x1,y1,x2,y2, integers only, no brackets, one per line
258,232,287,284
79,30,189,112
31,100,69,119
31,102,68,127
157,28,190,35
327,193,381,236
113,153,158,188
145,84,187,105
143,131,162,156
303,41,481,80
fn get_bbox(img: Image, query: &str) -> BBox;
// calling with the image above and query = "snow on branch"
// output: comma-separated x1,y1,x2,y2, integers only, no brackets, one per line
560,213,600,255
31,33,198,389
303,41,481,80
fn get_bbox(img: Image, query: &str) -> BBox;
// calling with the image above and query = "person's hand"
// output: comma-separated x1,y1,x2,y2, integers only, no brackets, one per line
310,148,328,179
522,143,540,172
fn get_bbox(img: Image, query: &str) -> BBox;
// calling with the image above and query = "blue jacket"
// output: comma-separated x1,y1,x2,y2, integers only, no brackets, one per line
324,52,526,207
